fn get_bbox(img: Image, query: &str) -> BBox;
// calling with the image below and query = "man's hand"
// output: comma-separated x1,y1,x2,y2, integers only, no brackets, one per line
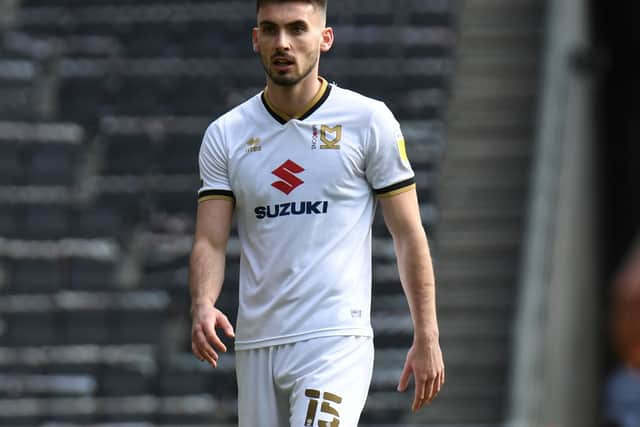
191,303,235,368
397,338,445,412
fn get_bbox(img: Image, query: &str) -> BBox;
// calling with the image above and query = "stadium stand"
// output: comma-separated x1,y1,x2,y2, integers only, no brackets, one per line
0,0,536,425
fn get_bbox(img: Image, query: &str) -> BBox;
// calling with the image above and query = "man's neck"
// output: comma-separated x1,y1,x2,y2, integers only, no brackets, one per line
265,73,323,119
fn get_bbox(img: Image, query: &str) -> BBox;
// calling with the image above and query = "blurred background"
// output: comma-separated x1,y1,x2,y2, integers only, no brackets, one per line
0,0,637,426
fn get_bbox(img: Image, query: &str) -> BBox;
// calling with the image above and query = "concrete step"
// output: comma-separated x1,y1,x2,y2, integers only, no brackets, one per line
439,169,530,191
438,175,530,193
448,85,538,115
431,0,544,424
375,286,515,312
444,141,533,159
448,107,535,129
439,162,531,182
455,34,541,62
451,75,539,103
438,189,529,215
454,57,539,83
436,251,521,274
438,288,515,312
446,125,532,142
438,235,522,254
437,215,525,235
365,393,504,424
371,307,512,338
459,1,544,31
447,100,536,122
398,393,505,423
439,204,526,221
443,147,532,163
436,271,517,291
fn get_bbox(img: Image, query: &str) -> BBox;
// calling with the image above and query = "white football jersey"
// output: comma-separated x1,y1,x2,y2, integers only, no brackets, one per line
198,78,415,350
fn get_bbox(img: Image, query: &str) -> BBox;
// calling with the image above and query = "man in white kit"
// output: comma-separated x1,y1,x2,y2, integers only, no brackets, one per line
189,0,445,425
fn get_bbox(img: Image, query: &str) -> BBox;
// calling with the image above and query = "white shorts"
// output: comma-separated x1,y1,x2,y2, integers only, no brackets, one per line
235,335,374,427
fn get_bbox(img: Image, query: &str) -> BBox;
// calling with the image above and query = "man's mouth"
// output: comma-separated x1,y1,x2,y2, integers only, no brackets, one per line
272,57,295,70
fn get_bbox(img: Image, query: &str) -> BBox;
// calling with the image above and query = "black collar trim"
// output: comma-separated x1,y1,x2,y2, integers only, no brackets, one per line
261,92,288,125
261,78,331,125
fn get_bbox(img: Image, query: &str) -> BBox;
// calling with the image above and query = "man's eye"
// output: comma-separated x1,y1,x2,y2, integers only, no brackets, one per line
263,26,277,35
292,25,306,34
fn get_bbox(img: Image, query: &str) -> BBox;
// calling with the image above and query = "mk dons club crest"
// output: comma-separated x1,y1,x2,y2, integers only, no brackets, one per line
319,125,342,150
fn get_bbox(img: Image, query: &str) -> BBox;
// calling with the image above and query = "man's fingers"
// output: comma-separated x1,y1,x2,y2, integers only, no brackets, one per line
397,362,412,392
424,375,438,404
218,313,236,338
202,323,227,353
191,341,206,362
412,373,426,412
193,340,216,367
190,307,236,368
195,330,219,366
423,370,444,405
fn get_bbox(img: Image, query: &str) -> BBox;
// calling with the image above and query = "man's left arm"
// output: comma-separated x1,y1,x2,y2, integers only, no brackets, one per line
379,188,445,412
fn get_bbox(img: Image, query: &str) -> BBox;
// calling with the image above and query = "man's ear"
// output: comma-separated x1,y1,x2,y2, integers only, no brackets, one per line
320,27,334,53
252,27,259,53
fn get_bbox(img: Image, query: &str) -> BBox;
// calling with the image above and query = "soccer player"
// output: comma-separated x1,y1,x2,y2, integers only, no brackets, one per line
189,0,445,425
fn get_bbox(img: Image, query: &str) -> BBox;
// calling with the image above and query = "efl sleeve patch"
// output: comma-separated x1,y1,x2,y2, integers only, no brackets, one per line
395,130,409,164
365,103,415,191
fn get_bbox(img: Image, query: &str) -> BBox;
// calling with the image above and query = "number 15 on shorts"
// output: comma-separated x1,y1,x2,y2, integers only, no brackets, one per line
304,388,342,427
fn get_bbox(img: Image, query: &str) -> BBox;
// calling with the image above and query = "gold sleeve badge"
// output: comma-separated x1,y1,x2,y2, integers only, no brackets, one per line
395,130,409,164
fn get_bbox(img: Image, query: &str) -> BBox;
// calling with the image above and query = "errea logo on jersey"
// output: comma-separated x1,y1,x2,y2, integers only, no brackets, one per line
272,159,304,195
246,137,261,153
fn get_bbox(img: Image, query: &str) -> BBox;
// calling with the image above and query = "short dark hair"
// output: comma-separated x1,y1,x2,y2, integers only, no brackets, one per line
256,0,328,13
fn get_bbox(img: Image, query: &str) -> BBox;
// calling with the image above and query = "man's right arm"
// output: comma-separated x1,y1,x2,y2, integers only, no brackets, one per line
189,198,235,367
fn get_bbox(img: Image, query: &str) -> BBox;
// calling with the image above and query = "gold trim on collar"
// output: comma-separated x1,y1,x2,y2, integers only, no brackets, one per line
264,77,328,121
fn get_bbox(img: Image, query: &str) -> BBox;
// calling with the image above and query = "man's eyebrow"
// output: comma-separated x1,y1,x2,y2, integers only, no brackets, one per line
287,20,308,27
258,19,309,27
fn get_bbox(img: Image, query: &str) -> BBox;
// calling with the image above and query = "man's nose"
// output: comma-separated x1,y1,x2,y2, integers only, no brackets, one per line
274,30,291,50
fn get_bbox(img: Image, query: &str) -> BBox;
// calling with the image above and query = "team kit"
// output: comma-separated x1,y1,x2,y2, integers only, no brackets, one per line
198,77,416,425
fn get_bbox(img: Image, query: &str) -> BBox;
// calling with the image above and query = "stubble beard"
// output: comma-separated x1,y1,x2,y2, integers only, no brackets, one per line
261,51,318,87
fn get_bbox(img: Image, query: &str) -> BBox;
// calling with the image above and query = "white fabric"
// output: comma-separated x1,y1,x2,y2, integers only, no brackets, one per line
235,336,374,427
199,82,415,350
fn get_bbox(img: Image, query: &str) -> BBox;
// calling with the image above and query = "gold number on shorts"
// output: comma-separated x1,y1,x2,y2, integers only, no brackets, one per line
304,388,342,427
304,389,321,426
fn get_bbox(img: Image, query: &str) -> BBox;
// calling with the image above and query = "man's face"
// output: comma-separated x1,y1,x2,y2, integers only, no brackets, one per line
253,2,332,87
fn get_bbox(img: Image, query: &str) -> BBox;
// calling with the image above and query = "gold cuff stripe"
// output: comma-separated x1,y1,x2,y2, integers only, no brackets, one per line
198,195,235,203
374,177,416,195
198,189,235,203
376,183,416,199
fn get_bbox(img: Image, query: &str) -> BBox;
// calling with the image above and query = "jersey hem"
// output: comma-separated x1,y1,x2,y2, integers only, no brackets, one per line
234,327,374,351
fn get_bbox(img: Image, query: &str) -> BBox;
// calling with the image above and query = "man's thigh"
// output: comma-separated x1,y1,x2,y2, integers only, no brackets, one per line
236,346,289,427
278,336,374,427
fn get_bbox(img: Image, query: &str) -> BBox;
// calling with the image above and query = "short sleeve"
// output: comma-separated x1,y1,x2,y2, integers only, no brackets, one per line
365,103,415,198
198,122,235,203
